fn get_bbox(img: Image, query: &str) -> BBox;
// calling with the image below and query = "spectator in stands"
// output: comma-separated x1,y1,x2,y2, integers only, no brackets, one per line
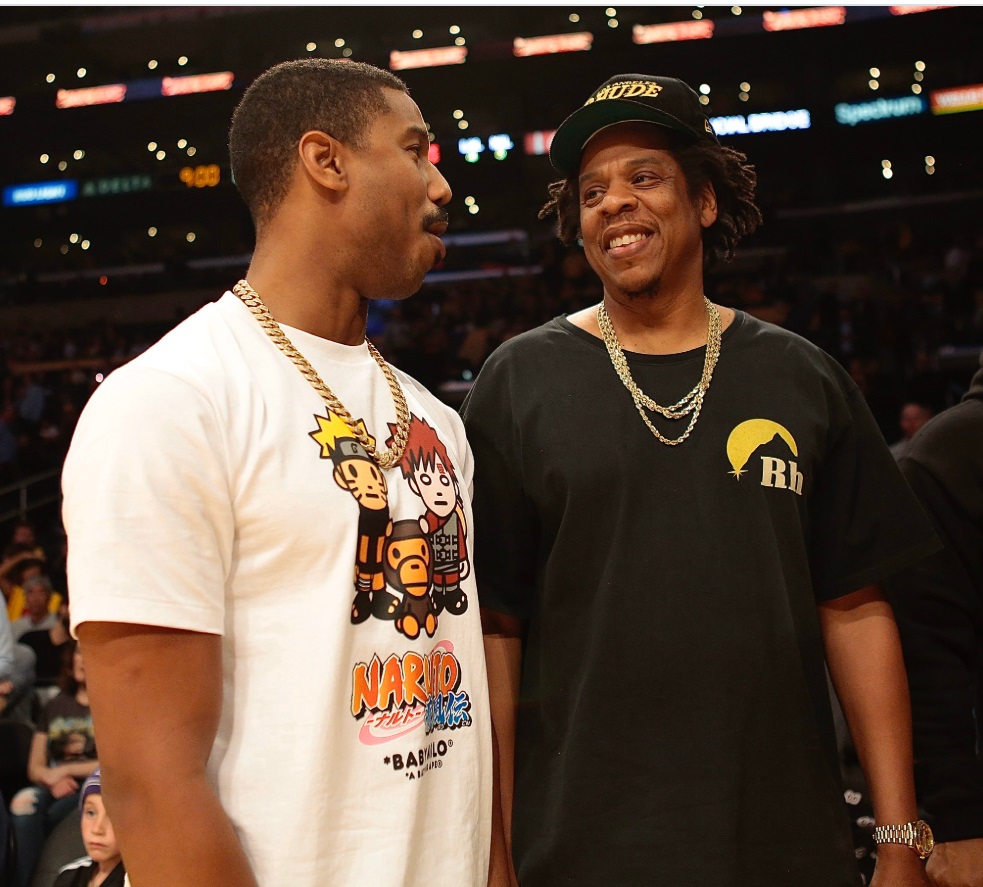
0,603,35,720
884,352,983,887
8,641,98,887
53,770,126,887
11,575,59,639
12,574,70,688
890,401,936,460
3,548,63,624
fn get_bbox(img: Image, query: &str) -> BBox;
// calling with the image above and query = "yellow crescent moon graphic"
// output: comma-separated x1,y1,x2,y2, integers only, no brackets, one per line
726,419,798,479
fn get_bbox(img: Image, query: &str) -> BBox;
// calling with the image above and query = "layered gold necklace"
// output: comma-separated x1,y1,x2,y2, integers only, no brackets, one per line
232,279,410,470
596,297,721,446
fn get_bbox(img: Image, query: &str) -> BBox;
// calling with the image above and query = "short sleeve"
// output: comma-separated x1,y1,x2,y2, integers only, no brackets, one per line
63,365,234,636
461,351,540,620
807,382,941,601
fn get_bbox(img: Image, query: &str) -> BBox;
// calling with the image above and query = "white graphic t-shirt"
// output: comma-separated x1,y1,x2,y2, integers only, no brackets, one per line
64,292,492,887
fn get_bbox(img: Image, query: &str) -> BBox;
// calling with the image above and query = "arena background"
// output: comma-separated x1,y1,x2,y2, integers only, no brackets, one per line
1,3,982,546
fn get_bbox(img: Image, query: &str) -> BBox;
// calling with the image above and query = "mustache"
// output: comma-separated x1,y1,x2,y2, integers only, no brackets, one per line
423,208,449,229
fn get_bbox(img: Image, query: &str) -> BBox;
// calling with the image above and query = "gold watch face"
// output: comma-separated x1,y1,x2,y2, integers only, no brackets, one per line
914,820,935,859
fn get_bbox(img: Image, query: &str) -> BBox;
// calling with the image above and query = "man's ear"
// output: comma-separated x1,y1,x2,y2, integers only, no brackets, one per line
298,130,348,193
700,180,718,229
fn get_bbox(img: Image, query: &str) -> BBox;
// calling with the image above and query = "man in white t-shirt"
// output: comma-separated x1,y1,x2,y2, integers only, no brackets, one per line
63,59,492,887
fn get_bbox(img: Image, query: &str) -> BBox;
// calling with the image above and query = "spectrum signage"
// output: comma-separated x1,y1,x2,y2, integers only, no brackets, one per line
762,6,846,30
56,84,127,109
834,95,927,126
161,72,234,97
711,109,811,136
3,180,79,207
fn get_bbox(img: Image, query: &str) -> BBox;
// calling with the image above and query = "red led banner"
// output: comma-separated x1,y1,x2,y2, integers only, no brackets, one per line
161,72,234,97
56,84,127,109
632,20,714,45
889,5,956,14
762,7,846,31
513,32,593,57
390,46,467,71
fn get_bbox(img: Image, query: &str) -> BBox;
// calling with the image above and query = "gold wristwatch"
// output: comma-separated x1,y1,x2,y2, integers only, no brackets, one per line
872,819,935,859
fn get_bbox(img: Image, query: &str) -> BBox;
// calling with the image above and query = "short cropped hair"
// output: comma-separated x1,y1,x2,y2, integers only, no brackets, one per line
229,59,408,227
539,136,763,270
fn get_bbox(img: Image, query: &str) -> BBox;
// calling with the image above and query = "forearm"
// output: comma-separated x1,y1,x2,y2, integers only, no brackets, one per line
821,586,919,825
105,767,259,887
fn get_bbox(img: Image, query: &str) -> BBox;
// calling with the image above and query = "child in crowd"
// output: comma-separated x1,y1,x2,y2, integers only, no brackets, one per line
53,770,126,887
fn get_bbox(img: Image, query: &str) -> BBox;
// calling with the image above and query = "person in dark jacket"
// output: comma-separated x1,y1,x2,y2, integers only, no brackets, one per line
885,350,983,887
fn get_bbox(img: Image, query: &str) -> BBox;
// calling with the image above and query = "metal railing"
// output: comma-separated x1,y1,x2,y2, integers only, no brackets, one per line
0,468,62,527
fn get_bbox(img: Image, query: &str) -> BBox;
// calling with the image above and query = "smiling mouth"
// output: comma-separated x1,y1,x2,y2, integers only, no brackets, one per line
606,231,652,258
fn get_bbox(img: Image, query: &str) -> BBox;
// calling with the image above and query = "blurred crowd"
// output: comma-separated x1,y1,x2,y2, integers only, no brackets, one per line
1,218,982,494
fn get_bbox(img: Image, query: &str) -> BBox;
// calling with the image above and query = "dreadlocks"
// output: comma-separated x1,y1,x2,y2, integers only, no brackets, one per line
538,138,763,270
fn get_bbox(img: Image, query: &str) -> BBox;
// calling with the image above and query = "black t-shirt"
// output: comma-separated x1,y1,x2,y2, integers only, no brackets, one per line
53,858,126,887
462,311,939,887
38,691,97,764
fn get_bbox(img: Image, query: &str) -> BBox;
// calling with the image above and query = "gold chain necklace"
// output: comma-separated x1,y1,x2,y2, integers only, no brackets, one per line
232,279,410,470
596,297,722,446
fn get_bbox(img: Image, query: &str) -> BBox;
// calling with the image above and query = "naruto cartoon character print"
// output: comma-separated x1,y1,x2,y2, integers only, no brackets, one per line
310,410,471,638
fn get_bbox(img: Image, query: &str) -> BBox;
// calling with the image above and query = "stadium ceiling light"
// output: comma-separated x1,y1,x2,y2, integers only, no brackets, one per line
458,120,469,130
608,18,619,27
58,161,68,171
187,147,197,156
77,68,86,78
40,153,49,163
178,56,189,66
70,233,79,244
569,13,580,22
869,79,879,90
412,29,423,39
453,109,464,119
741,81,750,91
912,84,923,94
450,25,461,34
455,36,466,45
914,71,924,81
307,42,317,52
73,149,84,160
46,73,55,83
699,95,709,106
699,83,711,94
81,240,90,250
731,5,742,13
178,138,188,148
186,232,196,242
692,10,703,19
148,60,158,70
915,60,926,71
148,227,157,237
881,159,892,168
156,150,166,160
606,7,616,15
335,38,345,47
869,67,880,77
148,141,157,151
34,239,42,248
60,245,69,254
925,155,935,165
342,48,352,57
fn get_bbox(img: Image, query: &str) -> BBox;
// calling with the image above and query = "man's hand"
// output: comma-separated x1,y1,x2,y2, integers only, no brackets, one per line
925,839,983,887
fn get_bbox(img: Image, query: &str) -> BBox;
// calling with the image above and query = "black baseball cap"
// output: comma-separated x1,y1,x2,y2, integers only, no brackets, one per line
549,74,719,176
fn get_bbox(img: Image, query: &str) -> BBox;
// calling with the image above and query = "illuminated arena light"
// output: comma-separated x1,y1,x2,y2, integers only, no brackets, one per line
632,20,714,44
0,97,15,116
834,95,927,125
161,72,235,97
710,109,811,136
762,7,846,31
56,84,127,109
3,180,79,207
889,5,956,14
389,46,467,71
513,32,593,57
930,83,983,114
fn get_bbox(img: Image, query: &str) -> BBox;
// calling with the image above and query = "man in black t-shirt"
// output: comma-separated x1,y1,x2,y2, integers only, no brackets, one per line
464,74,939,887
